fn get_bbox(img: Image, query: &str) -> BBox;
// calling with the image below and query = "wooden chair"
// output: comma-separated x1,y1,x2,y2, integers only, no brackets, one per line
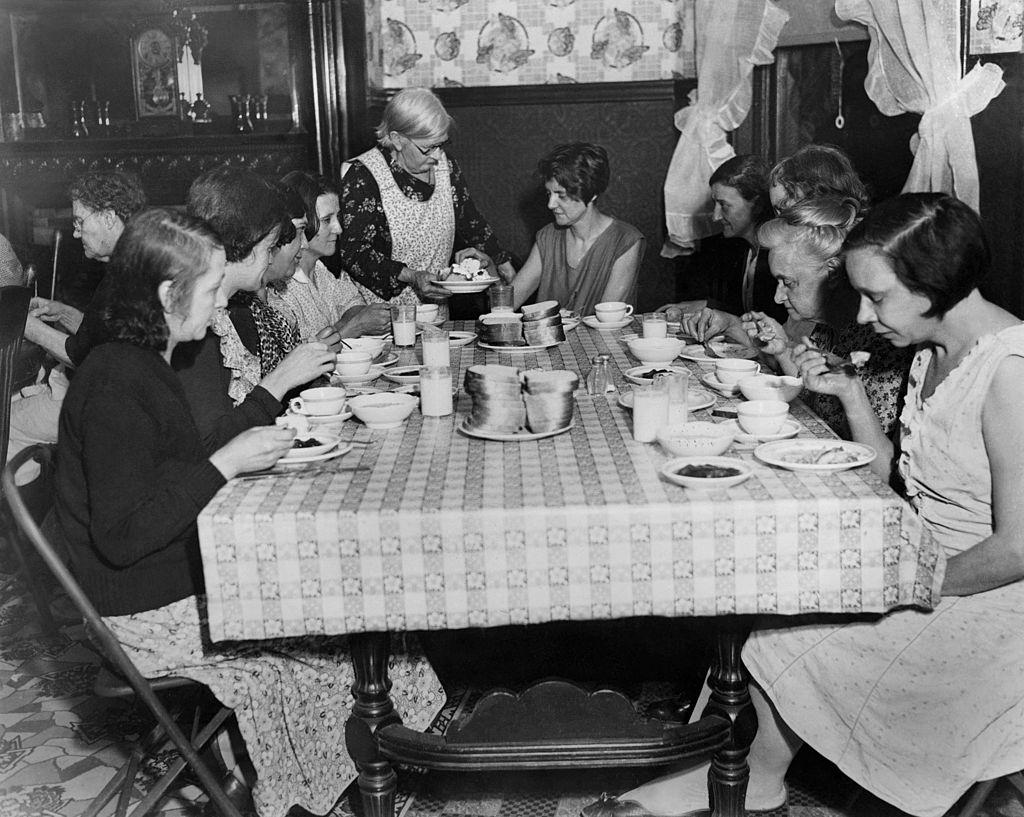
957,771,1024,817
3,444,247,817
0,285,58,635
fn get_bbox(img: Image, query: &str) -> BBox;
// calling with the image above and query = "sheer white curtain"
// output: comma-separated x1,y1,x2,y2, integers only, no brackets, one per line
835,0,1004,211
662,0,788,254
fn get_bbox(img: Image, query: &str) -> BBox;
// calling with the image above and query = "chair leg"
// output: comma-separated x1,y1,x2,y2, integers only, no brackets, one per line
4,523,59,637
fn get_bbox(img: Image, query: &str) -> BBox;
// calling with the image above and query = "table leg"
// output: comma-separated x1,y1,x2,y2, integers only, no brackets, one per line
703,621,756,817
347,632,401,817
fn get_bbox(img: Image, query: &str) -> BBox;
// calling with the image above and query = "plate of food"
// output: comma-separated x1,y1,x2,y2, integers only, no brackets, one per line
754,439,876,472
478,340,562,352
660,456,754,489
618,386,716,412
705,339,759,360
449,331,478,347
458,419,573,442
624,364,690,386
279,434,344,461
678,344,718,365
382,365,422,385
435,275,500,294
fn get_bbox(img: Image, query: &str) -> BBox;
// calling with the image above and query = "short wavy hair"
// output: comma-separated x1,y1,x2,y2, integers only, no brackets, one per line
101,208,223,352
538,142,610,203
271,180,306,249
186,166,280,263
376,87,454,149
844,193,989,318
709,154,772,227
280,171,339,242
769,145,870,214
68,170,147,224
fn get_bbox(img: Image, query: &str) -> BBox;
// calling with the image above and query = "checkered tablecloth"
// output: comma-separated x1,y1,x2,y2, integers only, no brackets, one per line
197,321,944,643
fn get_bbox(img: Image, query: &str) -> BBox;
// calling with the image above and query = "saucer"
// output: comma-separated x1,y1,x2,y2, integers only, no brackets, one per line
449,331,478,347
285,407,353,424
332,365,384,387
582,315,633,331
700,372,741,396
678,344,717,365
719,418,801,446
382,365,422,385
660,456,754,490
375,353,399,367
618,386,716,412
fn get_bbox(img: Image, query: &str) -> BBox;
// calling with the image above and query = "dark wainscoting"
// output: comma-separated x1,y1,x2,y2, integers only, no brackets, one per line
360,81,695,312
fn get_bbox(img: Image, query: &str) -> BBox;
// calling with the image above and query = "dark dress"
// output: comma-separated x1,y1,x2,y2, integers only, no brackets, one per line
683,234,788,325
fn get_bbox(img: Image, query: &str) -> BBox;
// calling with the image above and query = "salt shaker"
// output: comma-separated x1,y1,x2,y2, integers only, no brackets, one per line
586,354,615,395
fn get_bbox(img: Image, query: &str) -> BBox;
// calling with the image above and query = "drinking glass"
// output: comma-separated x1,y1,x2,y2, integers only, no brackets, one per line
643,312,668,339
421,327,450,366
489,284,514,313
658,371,690,425
632,379,669,442
391,304,417,347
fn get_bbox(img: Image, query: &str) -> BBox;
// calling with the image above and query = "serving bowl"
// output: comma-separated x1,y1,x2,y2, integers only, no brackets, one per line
656,421,734,457
738,374,803,403
347,392,418,429
626,337,684,365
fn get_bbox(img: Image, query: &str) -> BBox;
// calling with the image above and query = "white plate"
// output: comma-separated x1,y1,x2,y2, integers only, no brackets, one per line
435,276,500,293
618,387,716,412
719,418,801,446
754,439,876,472
382,365,422,384
449,331,478,347
376,353,399,367
700,372,741,396
706,340,759,360
286,408,353,425
280,433,341,459
332,366,384,387
624,364,690,386
660,456,754,489
417,318,446,328
679,344,717,365
458,419,573,442
478,340,562,352
582,315,633,331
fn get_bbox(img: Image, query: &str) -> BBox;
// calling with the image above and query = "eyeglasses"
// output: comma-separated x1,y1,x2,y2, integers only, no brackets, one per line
72,210,99,232
409,138,449,157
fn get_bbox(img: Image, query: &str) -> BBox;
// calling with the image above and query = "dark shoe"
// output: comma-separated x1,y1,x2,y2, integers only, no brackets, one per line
641,696,694,723
580,793,709,817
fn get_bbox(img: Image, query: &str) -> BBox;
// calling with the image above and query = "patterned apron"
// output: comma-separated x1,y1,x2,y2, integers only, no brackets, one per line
351,147,456,315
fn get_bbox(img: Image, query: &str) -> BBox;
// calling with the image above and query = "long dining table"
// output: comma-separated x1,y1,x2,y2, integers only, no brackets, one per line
196,318,943,817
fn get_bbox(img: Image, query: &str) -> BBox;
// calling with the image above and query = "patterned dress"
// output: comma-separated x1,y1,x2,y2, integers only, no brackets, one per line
805,320,912,439
106,598,443,817
743,324,1024,817
267,260,377,340
339,145,510,301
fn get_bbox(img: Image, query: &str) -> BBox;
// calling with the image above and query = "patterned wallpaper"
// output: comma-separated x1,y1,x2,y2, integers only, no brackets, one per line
367,0,697,87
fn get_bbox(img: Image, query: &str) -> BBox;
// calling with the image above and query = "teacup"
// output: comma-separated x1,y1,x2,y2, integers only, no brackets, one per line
289,386,347,417
416,303,439,323
737,399,789,436
714,358,760,385
334,350,372,377
594,301,634,323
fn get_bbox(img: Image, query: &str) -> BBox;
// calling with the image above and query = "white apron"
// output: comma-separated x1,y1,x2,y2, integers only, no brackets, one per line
351,147,456,314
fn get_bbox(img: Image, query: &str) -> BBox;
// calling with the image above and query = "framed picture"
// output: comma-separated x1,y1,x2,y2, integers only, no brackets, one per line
130,23,180,118
968,0,1024,55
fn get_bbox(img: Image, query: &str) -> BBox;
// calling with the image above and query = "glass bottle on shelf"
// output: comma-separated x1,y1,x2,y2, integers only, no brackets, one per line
230,94,253,133
254,94,269,131
71,101,89,138
179,92,192,121
192,93,212,124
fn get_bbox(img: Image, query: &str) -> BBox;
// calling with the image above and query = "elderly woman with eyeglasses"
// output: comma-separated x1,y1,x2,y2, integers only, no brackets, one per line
338,87,514,314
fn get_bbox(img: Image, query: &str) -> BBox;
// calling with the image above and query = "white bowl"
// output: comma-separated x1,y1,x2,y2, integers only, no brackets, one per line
348,392,418,429
626,337,685,365
714,358,760,385
737,399,789,436
416,303,439,322
656,421,734,457
341,337,387,359
738,374,803,403
334,350,373,376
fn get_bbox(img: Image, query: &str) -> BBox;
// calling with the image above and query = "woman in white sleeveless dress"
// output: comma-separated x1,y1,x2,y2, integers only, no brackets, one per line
583,194,1024,817
338,87,514,315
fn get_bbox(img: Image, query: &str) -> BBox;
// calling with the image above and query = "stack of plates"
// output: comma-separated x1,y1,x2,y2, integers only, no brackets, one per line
463,364,525,433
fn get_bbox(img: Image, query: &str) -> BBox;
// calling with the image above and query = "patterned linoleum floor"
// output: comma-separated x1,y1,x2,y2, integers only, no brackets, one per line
1,546,1022,817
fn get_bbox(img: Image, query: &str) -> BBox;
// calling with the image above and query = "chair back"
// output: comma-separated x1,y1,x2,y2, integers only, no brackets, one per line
0,286,32,471
2,444,243,817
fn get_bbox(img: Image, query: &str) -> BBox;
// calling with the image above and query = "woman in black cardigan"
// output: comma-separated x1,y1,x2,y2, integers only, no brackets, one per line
55,209,444,817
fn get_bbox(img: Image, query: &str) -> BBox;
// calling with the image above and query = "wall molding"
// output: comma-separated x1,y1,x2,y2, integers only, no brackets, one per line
368,80,695,109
